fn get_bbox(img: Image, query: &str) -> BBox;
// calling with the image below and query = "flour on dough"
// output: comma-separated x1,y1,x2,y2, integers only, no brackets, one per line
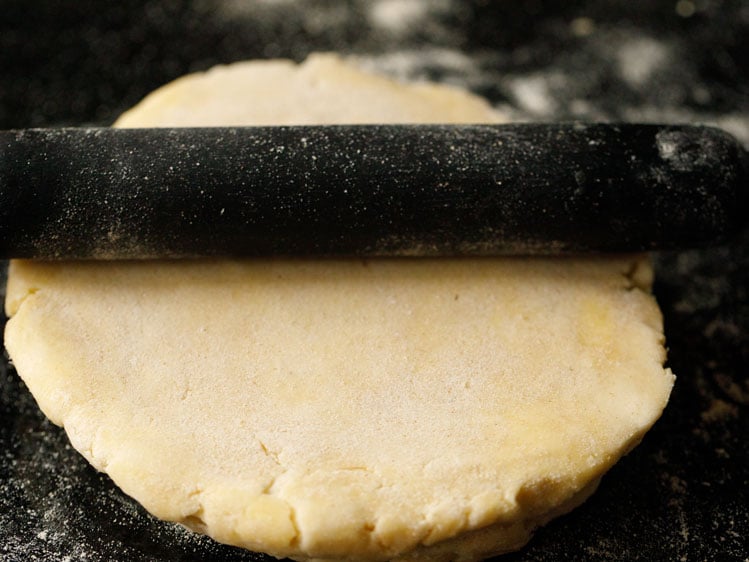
4,54,673,562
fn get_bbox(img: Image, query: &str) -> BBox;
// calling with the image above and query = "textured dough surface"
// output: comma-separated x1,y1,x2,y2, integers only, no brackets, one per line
4,54,674,561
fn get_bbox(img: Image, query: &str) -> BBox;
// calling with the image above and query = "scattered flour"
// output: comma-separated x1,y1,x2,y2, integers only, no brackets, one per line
507,73,559,116
369,0,453,35
616,36,672,87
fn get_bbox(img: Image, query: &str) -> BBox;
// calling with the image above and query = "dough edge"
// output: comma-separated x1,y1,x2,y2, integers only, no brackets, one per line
5,256,673,562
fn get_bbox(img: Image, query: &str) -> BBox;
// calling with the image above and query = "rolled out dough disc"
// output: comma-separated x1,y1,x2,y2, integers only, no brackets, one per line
4,54,674,561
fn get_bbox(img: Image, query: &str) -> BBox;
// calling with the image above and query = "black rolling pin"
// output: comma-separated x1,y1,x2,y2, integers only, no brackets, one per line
0,123,746,259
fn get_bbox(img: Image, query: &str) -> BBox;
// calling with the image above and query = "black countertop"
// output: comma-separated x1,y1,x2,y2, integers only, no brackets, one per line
1,2,747,560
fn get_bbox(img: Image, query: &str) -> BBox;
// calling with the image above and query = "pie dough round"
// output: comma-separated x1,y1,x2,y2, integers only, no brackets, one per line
4,54,674,561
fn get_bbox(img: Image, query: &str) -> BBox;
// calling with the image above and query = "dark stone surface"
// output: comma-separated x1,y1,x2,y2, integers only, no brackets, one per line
1,1,747,560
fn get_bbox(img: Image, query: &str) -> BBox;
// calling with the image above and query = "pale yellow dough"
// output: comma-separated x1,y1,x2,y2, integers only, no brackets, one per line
4,54,674,561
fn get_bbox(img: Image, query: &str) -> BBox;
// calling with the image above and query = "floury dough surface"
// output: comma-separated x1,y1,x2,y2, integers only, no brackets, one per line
4,55,674,561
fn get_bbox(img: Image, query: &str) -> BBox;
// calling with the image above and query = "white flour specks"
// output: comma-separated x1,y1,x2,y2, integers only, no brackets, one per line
617,36,672,87
354,48,478,82
656,132,679,161
507,74,559,116
624,105,749,147
213,0,350,34
369,0,453,35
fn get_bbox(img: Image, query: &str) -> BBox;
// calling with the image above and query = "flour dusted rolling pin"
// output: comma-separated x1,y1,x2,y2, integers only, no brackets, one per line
0,124,745,259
